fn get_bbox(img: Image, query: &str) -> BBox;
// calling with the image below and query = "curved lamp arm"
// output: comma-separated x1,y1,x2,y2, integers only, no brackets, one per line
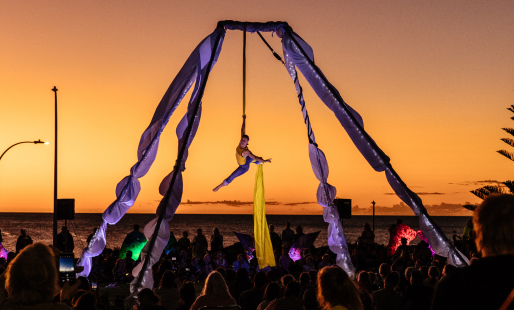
0,139,48,161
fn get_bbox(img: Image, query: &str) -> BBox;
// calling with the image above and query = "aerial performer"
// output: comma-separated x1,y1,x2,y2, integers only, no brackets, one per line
213,115,271,192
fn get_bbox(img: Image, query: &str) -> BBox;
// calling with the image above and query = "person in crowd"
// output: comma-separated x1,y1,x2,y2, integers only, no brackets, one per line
402,266,415,292
356,271,374,310
216,267,226,278
269,224,282,253
154,260,173,289
164,230,179,256
265,269,278,285
190,271,237,310
308,270,318,287
302,256,317,272
15,228,33,253
317,266,364,310
210,228,224,253
230,268,253,302
462,219,473,240
123,224,146,259
112,257,128,282
280,275,294,295
233,254,250,272
73,292,97,310
0,242,81,309
416,241,433,262
432,194,514,310
294,226,305,242
239,271,267,310
191,256,203,281
176,282,196,310
359,223,375,248
86,227,97,246
299,272,313,298
256,282,280,310
422,266,439,288
177,231,191,253
225,269,237,295
192,228,208,259
356,271,373,296
403,270,433,310
137,288,167,310
153,270,179,310
303,287,320,310
318,254,333,269
266,281,303,310
377,263,390,290
214,251,227,269
202,254,216,277
71,289,87,307
281,222,295,255
124,250,135,275
391,249,411,276
279,252,293,274
57,226,75,253
372,271,403,310
440,264,456,281
394,238,409,256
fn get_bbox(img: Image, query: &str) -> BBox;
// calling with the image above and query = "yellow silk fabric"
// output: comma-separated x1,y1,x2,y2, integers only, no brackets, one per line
253,165,276,269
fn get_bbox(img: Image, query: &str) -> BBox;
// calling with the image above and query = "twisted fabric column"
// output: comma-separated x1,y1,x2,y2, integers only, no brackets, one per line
282,49,355,277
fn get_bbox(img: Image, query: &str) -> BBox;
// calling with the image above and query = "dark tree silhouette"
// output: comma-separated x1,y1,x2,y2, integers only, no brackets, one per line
470,105,514,200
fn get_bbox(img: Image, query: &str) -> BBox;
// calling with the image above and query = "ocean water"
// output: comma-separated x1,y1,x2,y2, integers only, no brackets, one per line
0,213,471,258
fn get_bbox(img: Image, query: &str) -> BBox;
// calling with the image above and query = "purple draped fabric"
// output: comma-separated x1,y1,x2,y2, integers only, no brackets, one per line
77,27,225,278
280,29,468,267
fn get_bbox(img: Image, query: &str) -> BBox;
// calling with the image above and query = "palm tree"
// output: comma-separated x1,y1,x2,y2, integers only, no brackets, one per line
470,105,514,201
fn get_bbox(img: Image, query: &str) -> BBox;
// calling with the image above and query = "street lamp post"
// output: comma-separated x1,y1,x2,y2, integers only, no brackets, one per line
52,86,58,247
0,140,48,161
372,200,376,243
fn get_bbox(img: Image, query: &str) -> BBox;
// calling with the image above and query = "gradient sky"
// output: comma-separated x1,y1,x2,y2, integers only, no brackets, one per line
1,1,513,215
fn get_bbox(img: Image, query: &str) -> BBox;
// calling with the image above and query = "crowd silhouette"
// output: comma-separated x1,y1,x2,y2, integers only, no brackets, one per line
1,194,514,309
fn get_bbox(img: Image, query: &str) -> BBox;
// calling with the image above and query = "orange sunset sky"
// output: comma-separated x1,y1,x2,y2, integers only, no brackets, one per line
1,1,513,215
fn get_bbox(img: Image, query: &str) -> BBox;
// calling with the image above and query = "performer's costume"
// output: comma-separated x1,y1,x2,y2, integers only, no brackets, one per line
224,145,260,184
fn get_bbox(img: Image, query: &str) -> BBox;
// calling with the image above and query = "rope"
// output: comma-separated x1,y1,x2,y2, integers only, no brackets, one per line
256,31,285,64
243,29,246,116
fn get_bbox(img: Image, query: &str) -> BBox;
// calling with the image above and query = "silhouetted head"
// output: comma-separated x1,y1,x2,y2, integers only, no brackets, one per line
5,243,59,304
202,271,231,298
317,267,363,310
474,194,514,256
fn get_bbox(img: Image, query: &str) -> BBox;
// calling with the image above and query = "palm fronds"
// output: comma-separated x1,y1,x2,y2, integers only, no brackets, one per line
502,128,514,137
497,150,514,161
503,180,514,194
470,185,504,200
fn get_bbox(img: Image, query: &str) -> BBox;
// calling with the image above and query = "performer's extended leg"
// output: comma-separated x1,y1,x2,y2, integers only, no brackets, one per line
213,159,251,192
